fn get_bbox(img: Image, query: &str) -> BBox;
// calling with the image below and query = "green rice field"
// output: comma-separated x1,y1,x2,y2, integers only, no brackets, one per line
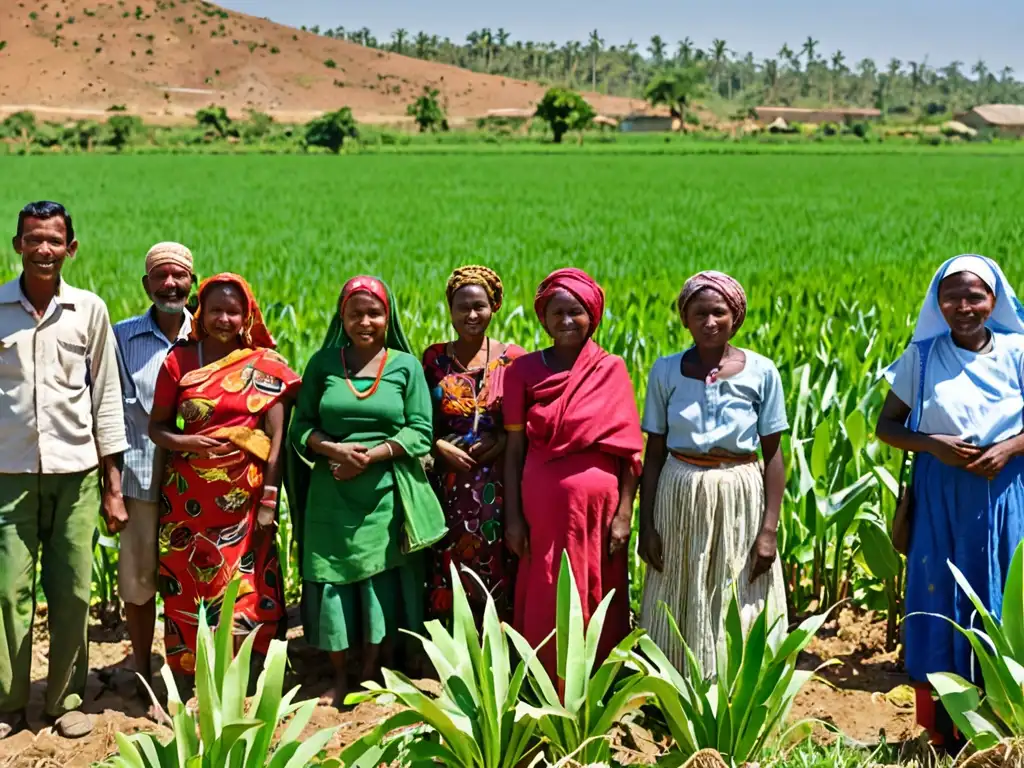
3,151,1024,620
4,151,1024,765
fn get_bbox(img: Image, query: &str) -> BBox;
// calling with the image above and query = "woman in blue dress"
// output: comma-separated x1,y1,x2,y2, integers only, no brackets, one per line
877,254,1024,746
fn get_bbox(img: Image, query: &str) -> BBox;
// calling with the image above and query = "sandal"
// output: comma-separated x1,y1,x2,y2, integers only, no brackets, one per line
53,710,93,739
0,712,29,740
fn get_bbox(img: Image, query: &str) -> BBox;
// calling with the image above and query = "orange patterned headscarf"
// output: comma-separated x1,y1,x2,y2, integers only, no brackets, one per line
191,272,276,349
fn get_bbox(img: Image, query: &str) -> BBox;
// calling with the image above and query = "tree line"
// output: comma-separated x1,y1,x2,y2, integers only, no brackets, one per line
303,24,1024,115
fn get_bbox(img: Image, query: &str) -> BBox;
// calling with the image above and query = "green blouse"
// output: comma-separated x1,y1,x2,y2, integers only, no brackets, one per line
289,348,445,585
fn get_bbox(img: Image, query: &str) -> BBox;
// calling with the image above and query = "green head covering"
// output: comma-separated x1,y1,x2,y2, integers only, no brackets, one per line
321,275,413,354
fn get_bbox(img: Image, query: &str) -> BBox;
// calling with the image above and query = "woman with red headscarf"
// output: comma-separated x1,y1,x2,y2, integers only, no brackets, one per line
149,273,300,682
503,268,643,676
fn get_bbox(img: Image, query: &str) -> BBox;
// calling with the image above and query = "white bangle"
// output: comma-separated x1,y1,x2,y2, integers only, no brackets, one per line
385,442,394,459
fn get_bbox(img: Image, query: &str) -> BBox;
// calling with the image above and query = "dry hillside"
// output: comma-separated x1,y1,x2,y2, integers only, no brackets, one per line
0,0,647,123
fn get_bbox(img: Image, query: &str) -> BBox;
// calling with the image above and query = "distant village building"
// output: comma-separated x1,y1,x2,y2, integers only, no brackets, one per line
957,105,1024,137
754,107,882,125
619,112,679,133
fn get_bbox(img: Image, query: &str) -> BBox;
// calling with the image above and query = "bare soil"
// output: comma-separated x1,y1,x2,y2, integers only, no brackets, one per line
0,605,920,766
0,0,648,125
793,607,920,745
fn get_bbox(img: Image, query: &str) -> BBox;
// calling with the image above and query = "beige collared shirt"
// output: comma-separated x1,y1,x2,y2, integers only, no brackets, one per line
0,276,129,474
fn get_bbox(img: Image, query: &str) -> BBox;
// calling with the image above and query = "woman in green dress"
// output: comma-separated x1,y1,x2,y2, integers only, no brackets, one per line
287,276,446,707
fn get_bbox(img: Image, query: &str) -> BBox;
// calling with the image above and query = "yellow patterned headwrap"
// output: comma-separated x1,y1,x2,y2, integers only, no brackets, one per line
445,265,504,311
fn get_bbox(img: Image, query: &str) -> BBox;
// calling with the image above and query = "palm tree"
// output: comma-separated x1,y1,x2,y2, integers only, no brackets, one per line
648,35,666,68
710,38,729,95
391,28,408,55
972,58,989,104
801,36,819,67
588,29,604,92
676,36,694,66
414,31,431,59
829,50,846,104
908,59,926,108
764,58,780,103
623,39,640,91
478,28,494,72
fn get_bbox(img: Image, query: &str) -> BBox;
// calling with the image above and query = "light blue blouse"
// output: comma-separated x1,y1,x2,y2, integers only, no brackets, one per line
642,348,789,455
886,331,1024,447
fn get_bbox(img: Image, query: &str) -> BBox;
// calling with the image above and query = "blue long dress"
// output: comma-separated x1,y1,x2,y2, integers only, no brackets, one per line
889,331,1024,682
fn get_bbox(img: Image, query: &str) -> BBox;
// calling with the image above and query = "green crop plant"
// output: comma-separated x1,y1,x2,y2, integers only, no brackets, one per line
927,540,1024,751
505,551,651,766
98,579,340,767
342,562,545,768
636,591,835,765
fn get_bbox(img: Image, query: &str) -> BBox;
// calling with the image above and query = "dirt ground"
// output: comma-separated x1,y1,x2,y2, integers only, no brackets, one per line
0,605,920,766
793,607,919,746
0,0,649,124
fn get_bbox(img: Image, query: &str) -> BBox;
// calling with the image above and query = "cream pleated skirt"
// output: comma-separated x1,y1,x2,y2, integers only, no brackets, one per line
640,456,787,677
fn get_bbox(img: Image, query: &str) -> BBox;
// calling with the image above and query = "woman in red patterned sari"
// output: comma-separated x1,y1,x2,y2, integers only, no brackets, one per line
149,273,300,679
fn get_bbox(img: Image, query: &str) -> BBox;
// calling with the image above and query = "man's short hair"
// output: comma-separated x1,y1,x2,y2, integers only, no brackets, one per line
16,201,75,244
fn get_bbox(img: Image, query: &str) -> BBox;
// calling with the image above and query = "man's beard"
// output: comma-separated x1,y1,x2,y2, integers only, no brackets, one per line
153,296,187,314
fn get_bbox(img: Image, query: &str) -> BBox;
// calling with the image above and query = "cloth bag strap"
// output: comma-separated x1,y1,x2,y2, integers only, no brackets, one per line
897,336,936,488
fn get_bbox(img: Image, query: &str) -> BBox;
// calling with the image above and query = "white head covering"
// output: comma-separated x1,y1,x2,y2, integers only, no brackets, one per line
909,254,1024,342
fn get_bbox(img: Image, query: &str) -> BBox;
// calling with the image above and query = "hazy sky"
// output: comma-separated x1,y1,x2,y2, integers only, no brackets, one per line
218,0,1024,73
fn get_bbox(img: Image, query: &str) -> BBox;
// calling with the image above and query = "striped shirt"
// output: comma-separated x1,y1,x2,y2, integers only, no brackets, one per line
113,308,192,501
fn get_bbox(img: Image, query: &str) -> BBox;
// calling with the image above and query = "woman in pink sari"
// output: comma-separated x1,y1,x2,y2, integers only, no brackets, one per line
503,268,643,676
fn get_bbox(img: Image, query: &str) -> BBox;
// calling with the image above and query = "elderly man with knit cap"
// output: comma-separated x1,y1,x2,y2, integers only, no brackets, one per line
112,242,195,705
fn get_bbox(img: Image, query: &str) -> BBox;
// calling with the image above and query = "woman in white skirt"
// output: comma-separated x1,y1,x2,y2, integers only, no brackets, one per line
638,271,788,676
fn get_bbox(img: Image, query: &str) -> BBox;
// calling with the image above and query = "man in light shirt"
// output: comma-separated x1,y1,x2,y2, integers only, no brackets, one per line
0,201,128,739
112,242,194,706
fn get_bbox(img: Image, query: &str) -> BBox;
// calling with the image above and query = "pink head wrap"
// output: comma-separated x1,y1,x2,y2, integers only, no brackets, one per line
534,268,605,335
677,271,748,331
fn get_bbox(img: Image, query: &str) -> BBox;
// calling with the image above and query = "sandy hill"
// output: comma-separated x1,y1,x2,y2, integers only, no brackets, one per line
0,0,647,124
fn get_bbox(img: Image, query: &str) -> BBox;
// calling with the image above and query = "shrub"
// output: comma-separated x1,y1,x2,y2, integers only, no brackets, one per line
534,87,595,144
304,107,357,153
406,86,448,133
324,58,337,69
195,105,232,138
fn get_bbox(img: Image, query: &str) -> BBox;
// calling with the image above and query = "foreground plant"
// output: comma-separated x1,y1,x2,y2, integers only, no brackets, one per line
98,579,339,768
341,562,544,768
927,540,1024,751
505,551,651,766
636,591,834,766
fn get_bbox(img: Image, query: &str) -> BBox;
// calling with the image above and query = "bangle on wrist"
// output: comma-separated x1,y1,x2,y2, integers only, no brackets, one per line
385,442,394,459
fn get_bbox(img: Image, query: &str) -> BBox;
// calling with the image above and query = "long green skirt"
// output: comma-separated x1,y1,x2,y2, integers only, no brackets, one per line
302,556,426,652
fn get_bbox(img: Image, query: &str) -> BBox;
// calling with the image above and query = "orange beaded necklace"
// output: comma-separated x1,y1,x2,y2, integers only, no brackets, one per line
341,347,389,400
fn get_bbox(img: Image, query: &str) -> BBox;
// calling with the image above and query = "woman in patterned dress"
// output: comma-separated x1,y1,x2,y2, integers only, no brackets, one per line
149,273,300,682
422,266,525,622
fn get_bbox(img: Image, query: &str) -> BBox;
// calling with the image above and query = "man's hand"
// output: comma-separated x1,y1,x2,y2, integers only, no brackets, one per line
102,492,129,534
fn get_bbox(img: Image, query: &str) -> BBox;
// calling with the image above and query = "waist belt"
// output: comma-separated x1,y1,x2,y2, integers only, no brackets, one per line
671,451,759,469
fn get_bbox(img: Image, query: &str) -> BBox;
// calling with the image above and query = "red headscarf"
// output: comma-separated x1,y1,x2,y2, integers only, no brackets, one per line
191,273,276,349
341,275,389,317
534,268,605,335
525,268,642,474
